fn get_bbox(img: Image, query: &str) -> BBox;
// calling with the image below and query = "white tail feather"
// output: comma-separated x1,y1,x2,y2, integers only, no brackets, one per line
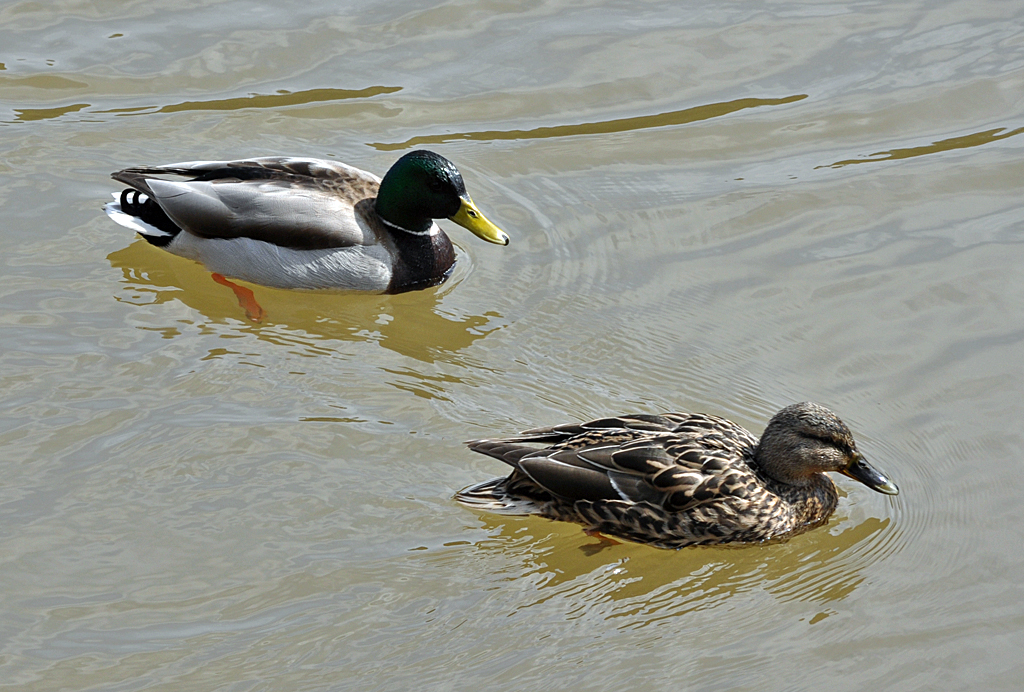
104,196,172,238
455,479,541,515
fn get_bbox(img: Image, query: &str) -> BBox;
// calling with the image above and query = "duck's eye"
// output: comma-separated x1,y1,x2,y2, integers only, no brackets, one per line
429,180,445,193
801,432,838,448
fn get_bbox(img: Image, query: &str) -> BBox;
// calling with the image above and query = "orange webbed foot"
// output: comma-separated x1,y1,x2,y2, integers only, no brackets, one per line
212,273,266,322
584,528,621,545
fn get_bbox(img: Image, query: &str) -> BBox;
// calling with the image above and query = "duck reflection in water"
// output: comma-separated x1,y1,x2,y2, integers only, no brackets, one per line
107,240,504,364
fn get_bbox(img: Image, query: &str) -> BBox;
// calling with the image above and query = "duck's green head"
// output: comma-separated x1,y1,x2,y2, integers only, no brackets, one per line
757,402,899,495
375,150,509,245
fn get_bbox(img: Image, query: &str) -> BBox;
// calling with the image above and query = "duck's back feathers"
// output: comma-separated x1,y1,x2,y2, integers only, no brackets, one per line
467,413,761,510
513,412,694,441
111,158,382,250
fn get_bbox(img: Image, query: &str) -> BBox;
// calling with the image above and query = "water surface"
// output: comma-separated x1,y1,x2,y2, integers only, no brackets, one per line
2,1,1023,690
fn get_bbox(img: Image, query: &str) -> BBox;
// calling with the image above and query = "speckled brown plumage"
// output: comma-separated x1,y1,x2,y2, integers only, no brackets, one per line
457,402,899,549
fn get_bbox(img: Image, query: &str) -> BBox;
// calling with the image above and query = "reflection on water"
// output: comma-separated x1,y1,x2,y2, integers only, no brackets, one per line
373,94,809,150
5,0,1024,688
106,241,506,364
10,102,90,123
102,86,403,117
823,125,1024,169
457,509,894,620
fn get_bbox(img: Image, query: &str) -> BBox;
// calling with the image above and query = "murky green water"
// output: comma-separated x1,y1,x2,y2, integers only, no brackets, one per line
2,1,1023,689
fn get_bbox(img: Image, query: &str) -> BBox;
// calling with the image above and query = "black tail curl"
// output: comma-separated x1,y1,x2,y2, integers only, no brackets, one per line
119,189,181,246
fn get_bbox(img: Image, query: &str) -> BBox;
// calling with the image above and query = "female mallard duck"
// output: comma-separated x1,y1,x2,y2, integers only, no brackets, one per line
457,402,899,548
105,150,509,293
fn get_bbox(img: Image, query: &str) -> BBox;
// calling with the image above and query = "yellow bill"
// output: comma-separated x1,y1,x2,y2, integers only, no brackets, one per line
449,196,510,245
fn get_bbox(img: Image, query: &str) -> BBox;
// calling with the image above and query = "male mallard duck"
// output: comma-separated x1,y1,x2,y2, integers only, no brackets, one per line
105,150,509,293
457,402,899,548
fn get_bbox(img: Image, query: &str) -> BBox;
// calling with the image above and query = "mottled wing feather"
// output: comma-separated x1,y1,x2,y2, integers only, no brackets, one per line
599,440,675,473
465,439,540,467
467,412,761,513
606,472,665,505
514,413,688,441
517,457,620,501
